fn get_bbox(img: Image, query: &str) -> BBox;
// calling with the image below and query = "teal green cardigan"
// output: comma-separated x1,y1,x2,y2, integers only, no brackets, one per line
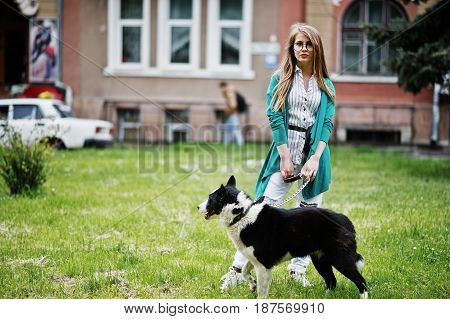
255,71,336,200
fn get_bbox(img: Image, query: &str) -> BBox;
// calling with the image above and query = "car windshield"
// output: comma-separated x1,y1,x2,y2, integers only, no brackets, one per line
53,104,75,118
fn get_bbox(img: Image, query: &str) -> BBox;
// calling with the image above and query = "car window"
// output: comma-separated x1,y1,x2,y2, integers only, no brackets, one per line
13,104,38,119
0,105,8,120
53,104,75,118
39,103,60,118
35,107,44,119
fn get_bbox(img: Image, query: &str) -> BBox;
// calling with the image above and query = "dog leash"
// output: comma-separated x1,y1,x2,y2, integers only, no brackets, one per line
273,179,309,208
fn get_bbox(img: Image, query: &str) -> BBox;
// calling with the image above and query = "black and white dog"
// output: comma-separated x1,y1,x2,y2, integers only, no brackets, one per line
198,176,368,299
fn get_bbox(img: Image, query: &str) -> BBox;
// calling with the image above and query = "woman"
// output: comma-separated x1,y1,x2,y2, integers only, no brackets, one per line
220,23,336,290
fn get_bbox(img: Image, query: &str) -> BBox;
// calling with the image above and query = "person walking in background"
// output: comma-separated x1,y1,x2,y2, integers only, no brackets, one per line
219,23,336,290
219,81,246,146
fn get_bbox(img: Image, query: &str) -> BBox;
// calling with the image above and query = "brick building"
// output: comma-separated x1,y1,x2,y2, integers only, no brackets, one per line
1,0,448,145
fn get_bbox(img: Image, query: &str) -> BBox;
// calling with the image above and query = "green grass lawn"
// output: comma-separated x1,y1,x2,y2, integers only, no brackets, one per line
0,144,449,299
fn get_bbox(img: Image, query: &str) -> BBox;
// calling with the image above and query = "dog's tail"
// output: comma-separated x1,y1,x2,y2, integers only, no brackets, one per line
355,253,365,272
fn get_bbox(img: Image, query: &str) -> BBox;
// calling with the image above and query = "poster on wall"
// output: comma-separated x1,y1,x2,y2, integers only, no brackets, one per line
29,19,59,83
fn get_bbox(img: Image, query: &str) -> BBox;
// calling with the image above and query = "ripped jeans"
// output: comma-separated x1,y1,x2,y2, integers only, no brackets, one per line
232,165,324,274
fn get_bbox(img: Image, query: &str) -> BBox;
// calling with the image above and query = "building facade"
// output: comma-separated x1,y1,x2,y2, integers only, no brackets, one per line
0,0,60,93
1,0,448,145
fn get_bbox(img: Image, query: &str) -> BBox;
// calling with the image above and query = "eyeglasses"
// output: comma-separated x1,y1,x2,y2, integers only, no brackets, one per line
293,41,313,52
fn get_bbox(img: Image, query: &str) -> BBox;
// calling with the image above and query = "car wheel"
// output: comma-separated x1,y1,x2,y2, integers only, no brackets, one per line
40,137,66,150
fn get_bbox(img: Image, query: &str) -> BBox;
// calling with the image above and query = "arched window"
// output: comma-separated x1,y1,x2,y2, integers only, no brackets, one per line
341,0,408,75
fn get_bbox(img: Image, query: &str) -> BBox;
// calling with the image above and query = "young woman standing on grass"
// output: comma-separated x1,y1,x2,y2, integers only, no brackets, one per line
220,23,336,290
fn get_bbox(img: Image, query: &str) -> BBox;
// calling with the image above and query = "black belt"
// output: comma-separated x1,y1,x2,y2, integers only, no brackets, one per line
288,125,307,132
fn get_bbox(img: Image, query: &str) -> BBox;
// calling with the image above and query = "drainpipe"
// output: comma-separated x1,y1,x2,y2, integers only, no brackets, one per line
55,0,74,107
57,0,62,82
430,82,441,146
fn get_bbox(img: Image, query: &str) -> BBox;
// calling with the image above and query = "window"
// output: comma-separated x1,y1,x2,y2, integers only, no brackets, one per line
219,0,243,65
157,0,200,69
165,109,190,142
0,105,9,120
347,129,401,144
53,104,75,118
207,0,252,73
341,0,407,75
106,0,254,78
13,105,41,119
117,108,140,142
107,0,150,68
215,109,226,124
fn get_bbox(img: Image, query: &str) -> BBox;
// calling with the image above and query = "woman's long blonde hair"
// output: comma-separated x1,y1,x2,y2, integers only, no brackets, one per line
270,23,335,111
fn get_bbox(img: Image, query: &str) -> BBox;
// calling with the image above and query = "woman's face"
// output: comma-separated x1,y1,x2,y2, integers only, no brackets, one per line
293,32,314,65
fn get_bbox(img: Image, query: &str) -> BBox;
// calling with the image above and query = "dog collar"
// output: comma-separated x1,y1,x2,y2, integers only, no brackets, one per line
229,196,265,227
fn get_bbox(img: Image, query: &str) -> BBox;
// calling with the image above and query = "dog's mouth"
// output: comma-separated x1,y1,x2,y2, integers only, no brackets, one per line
204,211,215,219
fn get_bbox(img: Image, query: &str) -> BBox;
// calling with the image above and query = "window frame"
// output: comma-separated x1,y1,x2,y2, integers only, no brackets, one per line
206,0,253,74
107,0,150,70
105,0,255,79
157,0,201,71
340,0,407,76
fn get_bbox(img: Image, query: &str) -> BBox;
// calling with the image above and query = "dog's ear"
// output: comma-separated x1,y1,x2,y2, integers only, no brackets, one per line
226,175,236,187
218,184,226,195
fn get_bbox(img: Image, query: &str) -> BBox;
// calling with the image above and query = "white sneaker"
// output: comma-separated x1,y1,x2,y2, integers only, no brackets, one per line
219,267,246,291
290,270,312,287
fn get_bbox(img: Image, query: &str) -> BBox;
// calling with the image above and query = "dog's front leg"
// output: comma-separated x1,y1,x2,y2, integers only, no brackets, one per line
242,261,256,292
255,266,272,299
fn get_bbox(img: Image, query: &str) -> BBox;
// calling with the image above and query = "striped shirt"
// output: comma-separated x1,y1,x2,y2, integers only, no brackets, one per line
287,66,321,165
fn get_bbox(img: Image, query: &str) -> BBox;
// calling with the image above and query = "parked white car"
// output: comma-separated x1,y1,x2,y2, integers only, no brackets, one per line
0,99,114,149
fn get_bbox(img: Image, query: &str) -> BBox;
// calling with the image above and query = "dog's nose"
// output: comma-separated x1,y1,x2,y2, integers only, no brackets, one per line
197,205,199,210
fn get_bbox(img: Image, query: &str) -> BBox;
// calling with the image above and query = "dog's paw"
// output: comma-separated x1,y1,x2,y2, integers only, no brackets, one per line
360,291,369,299
248,276,257,292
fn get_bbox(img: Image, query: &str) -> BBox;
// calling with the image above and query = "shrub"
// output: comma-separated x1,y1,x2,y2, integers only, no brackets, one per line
0,128,53,195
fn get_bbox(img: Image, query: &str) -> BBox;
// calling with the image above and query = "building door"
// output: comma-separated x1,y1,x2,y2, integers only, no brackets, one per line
0,0,29,96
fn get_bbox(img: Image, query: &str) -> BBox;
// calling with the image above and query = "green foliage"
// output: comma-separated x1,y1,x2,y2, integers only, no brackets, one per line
0,128,53,195
365,0,450,94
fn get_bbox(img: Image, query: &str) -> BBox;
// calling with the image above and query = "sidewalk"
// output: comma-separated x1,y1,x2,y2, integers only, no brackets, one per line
410,145,450,159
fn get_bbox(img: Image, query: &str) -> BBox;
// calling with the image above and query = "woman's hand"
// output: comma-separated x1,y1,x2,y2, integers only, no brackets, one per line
280,155,295,179
277,144,294,179
301,154,319,181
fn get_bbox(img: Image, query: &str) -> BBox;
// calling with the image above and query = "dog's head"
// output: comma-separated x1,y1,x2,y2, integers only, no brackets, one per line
197,175,247,220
